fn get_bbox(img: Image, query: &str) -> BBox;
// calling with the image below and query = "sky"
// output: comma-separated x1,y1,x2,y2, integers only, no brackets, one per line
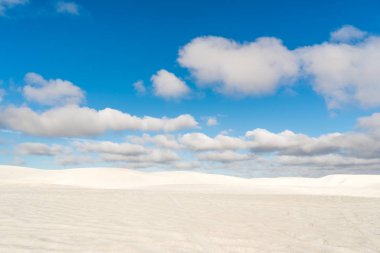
0,0,380,177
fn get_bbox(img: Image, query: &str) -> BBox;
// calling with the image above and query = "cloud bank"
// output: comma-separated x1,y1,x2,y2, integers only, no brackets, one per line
0,105,198,137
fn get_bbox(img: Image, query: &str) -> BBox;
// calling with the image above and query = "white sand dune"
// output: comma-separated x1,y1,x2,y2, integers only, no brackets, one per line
1,165,380,197
1,165,380,252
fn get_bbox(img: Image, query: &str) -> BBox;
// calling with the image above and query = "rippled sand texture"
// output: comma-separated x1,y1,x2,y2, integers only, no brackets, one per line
1,184,380,253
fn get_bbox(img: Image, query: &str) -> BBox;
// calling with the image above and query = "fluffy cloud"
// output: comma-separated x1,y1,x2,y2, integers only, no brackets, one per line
56,155,95,166
298,35,380,109
277,155,380,168
68,139,181,167
180,132,248,151
75,141,146,156
16,142,69,156
10,112,380,173
174,26,380,110
0,0,27,15
246,128,310,152
358,113,380,133
151,69,190,99
178,36,299,96
178,112,380,167
56,1,79,15
246,123,380,161
0,105,198,137
198,151,254,163
23,72,85,106
100,149,180,164
330,25,367,43
127,134,182,149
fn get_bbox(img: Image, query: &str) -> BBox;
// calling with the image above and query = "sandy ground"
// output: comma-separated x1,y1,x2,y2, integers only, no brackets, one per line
0,166,380,253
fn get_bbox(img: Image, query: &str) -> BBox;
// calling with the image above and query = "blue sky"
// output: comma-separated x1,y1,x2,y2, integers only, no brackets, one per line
1,0,380,176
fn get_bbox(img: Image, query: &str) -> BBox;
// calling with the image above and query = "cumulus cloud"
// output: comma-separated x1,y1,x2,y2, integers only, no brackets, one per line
23,72,85,106
12,112,380,173
78,135,184,167
0,105,198,137
298,34,380,109
277,154,380,168
0,0,27,16
174,26,380,110
127,134,182,149
151,69,190,99
246,124,380,160
16,142,69,156
100,149,180,164
178,112,380,167
246,128,311,153
198,150,254,163
51,139,182,167
75,141,146,156
178,36,299,96
330,25,367,43
57,154,95,166
180,132,248,151
56,1,79,15
357,113,380,133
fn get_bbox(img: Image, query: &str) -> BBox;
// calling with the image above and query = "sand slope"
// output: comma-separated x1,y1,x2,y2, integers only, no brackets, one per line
1,166,380,253
0,165,380,197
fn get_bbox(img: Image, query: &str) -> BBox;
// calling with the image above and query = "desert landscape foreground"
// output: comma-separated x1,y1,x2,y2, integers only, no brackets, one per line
1,166,380,253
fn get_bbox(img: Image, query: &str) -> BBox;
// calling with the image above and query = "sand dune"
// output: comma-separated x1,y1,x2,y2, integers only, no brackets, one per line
1,165,380,197
1,166,380,252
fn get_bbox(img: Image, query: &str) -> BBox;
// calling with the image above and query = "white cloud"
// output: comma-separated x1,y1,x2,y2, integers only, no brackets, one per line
0,0,27,16
246,128,311,152
330,25,367,43
127,134,182,149
56,1,79,15
180,132,248,151
174,26,380,110
277,154,380,168
13,112,380,173
357,112,380,136
70,139,181,167
23,72,85,106
133,80,146,94
0,105,198,137
100,149,180,164
16,142,69,156
198,150,254,163
75,141,146,156
358,112,380,130
57,154,95,166
151,69,190,99
178,36,299,96
297,33,380,109
206,117,218,126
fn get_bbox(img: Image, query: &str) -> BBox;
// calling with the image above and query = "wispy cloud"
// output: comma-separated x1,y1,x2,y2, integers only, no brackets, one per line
0,0,28,16
56,1,79,15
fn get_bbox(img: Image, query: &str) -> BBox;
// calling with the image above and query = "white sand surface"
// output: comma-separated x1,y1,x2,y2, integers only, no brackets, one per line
0,165,380,252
